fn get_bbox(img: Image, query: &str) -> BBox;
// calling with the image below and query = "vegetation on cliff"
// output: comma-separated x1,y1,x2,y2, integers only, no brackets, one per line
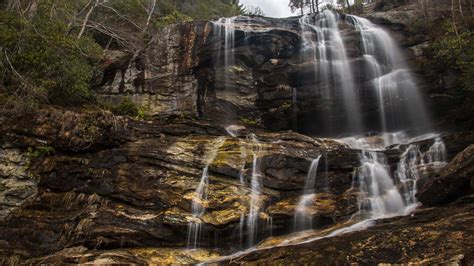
0,0,243,115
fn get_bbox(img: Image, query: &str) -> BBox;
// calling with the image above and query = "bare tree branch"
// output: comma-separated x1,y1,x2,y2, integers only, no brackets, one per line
78,0,99,39
143,0,156,34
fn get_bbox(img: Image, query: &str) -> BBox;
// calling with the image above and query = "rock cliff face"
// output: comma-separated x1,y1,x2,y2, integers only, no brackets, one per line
1,5,473,265
97,4,473,135
0,108,360,260
0,107,472,264
97,13,435,136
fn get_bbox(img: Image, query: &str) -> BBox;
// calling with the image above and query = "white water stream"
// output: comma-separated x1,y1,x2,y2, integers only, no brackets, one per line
187,137,227,248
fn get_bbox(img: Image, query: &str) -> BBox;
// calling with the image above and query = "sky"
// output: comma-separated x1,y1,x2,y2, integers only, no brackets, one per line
239,0,295,18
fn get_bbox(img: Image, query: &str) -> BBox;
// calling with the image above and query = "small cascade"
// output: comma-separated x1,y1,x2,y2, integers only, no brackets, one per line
213,17,237,87
246,134,264,247
292,87,298,130
357,150,406,218
396,144,423,206
224,130,271,248
225,125,249,247
342,133,448,220
348,15,431,133
299,11,363,134
294,155,322,230
396,137,447,207
425,138,447,164
187,137,227,248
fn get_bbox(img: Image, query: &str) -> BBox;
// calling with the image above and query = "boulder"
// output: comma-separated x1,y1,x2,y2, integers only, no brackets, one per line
417,145,474,206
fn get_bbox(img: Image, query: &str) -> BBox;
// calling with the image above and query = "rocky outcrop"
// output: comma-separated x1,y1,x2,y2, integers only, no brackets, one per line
417,145,474,206
1,107,472,263
0,147,35,219
0,108,362,261
96,13,444,136
218,195,474,265
98,21,212,115
11,195,474,264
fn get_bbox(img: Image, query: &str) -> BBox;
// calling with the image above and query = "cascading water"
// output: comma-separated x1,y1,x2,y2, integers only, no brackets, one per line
213,17,236,87
245,134,264,247
294,155,322,230
198,11,449,258
299,11,363,134
348,15,431,134
187,137,227,248
342,133,448,220
292,87,298,130
224,128,272,248
357,150,406,218
396,137,447,206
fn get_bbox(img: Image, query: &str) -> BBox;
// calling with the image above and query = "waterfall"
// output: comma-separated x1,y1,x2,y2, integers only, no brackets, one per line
395,137,447,207
426,138,447,163
294,155,322,230
348,15,431,134
292,87,298,130
199,12,447,252
246,134,264,247
342,133,447,219
299,11,363,134
213,17,236,88
187,137,227,248
396,144,423,206
357,150,406,218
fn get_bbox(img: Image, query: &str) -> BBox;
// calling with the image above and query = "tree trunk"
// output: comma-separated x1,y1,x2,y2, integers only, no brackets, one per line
6,0,20,12
458,0,464,20
142,0,156,34
26,0,38,20
419,0,429,20
451,0,459,35
78,0,98,39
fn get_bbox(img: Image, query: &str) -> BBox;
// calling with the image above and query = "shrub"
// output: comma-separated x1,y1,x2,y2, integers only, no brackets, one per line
432,26,473,90
239,116,259,126
110,97,140,117
0,4,102,107
155,10,192,29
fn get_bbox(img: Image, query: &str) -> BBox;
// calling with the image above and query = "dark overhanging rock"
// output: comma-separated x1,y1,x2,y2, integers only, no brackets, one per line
416,144,474,206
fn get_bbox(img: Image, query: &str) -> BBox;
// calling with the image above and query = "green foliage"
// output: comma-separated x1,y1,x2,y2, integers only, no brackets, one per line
432,26,473,90
136,106,149,120
100,0,243,34
109,97,140,117
155,10,192,29
25,145,55,169
27,146,55,159
0,3,102,107
0,94,39,117
282,101,293,109
172,0,244,20
105,96,149,120
239,116,259,126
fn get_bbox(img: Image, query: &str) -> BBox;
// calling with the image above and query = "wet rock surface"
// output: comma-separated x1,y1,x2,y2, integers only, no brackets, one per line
219,195,474,265
0,107,472,264
0,148,35,219
0,108,361,261
417,144,474,206
95,11,450,136
1,5,473,264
